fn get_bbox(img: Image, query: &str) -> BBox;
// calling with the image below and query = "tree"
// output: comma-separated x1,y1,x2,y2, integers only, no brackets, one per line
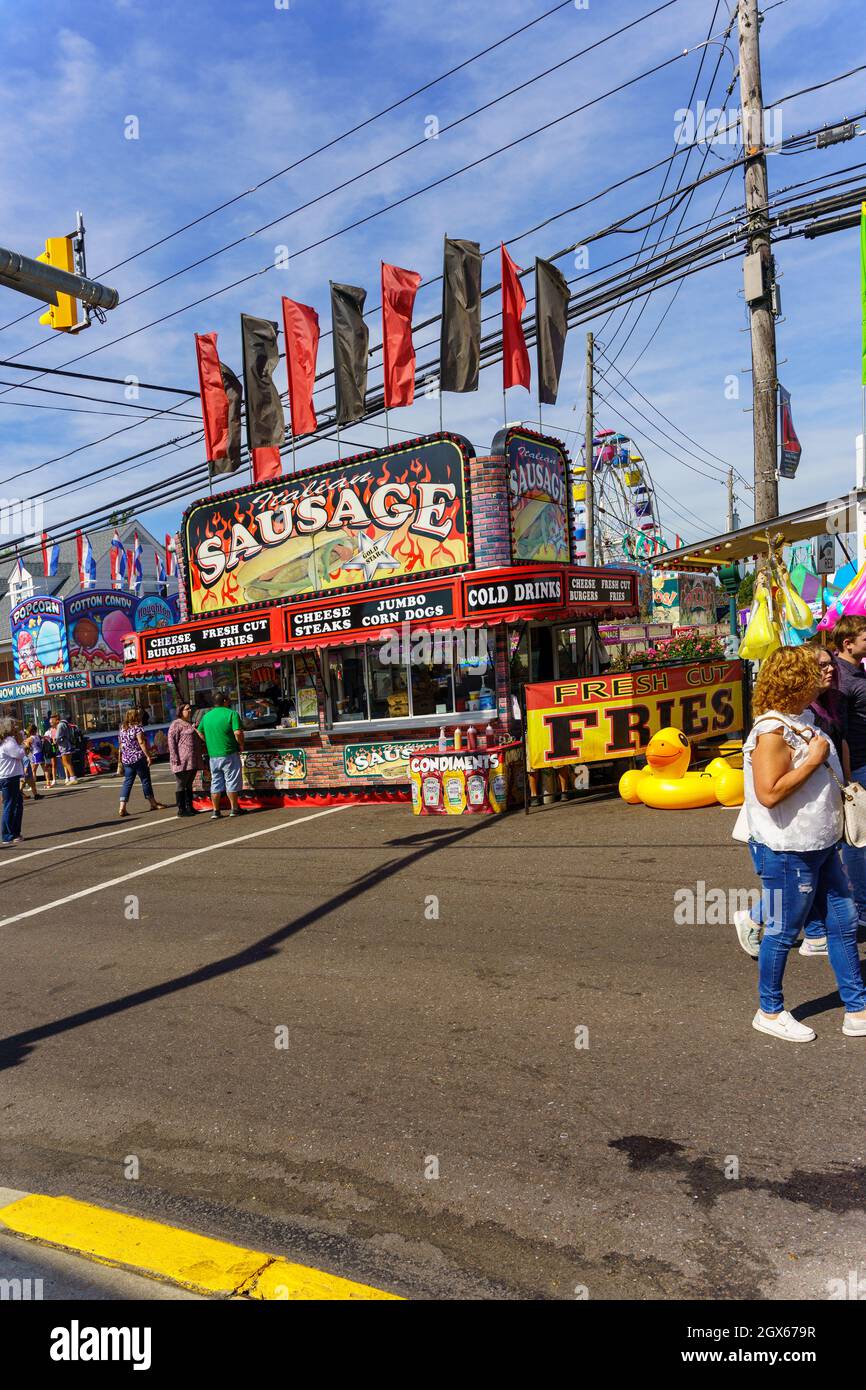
737,570,755,610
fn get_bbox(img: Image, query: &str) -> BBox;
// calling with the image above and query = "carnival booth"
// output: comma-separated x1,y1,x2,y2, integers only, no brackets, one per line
4,589,180,764
122,428,640,803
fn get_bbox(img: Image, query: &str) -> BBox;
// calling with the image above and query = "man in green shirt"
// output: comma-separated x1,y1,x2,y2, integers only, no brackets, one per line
196,692,246,819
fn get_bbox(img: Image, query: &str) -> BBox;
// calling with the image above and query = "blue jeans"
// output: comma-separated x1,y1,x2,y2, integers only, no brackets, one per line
841,764,866,920
750,840,866,1014
120,756,153,804
747,842,827,940
0,776,23,842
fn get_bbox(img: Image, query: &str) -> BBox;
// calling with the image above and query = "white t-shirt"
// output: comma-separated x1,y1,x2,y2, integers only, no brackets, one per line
737,708,844,852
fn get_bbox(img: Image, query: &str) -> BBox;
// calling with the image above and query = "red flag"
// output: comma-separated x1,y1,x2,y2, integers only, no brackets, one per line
194,332,230,462
501,244,530,391
165,534,176,577
252,447,282,483
281,298,320,436
381,263,422,408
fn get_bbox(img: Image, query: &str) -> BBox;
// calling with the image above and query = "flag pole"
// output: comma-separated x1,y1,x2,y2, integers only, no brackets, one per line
384,405,390,447
438,387,443,434
336,421,342,462
502,387,507,430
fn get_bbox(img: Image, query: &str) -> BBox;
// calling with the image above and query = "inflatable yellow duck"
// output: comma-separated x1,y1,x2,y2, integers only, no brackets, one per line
618,727,744,809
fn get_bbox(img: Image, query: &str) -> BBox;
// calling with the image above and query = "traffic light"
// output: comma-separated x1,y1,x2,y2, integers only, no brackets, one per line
37,236,79,331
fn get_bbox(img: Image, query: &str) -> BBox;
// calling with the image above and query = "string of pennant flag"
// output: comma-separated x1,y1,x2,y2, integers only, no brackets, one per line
194,238,571,484
35,526,176,590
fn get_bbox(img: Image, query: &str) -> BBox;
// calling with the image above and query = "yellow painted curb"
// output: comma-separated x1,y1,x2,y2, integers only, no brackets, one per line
250,1257,400,1301
0,1194,401,1300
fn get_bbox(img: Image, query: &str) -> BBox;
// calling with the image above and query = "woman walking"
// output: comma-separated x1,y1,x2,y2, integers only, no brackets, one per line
117,708,167,818
740,646,866,1042
0,716,28,845
167,701,203,817
734,638,849,960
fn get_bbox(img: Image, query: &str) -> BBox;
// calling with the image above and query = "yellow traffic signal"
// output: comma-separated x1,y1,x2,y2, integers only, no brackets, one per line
37,236,79,331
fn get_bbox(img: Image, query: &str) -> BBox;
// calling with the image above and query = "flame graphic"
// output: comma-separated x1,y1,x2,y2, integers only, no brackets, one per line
393,531,426,571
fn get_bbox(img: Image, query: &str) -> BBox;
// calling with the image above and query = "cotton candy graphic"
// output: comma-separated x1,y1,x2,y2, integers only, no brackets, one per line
102,608,134,657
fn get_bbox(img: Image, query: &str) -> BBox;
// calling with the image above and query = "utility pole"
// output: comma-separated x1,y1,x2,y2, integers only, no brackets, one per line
584,331,595,566
727,468,735,531
738,0,779,523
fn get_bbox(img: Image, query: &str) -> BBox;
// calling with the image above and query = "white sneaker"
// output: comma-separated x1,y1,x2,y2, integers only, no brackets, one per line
798,937,828,957
842,1014,866,1037
734,909,762,959
752,1009,816,1043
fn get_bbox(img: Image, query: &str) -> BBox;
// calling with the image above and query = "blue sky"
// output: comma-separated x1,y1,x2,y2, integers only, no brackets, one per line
0,0,864,561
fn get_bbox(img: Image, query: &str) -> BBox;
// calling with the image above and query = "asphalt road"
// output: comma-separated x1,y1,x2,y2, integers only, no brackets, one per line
1,771,864,1300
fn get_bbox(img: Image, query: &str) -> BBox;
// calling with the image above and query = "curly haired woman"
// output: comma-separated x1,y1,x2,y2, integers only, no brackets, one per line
739,645,866,1042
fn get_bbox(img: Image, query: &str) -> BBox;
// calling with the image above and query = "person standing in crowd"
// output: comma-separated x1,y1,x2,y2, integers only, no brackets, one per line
41,718,56,788
20,727,42,801
49,712,77,785
830,615,866,922
167,701,203,817
26,725,46,795
195,691,246,820
117,707,167,818
0,716,28,845
738,646,866,1042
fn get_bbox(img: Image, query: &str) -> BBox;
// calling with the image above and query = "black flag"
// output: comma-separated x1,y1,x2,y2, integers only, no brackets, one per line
330,282,369,424
440,238,481,393
535,258,570,405
240,314,285,450
211,362,243,476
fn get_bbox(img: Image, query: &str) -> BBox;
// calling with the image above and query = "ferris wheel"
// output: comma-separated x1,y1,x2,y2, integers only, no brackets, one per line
571,429,666,565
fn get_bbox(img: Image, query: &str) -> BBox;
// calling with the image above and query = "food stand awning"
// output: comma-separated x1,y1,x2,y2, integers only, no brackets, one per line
648,493,861,570
121,566,640,676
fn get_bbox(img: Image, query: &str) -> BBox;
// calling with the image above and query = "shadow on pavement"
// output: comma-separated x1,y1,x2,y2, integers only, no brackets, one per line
0,814,494,1072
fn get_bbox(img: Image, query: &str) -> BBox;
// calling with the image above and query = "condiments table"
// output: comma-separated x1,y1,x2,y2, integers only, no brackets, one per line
408,741,523,815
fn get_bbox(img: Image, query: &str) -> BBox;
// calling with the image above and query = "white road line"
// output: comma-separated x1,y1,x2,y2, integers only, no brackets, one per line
0,804,352,927
0,815,179,867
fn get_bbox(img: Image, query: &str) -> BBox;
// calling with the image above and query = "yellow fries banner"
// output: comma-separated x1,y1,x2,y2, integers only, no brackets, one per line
525,660,744,769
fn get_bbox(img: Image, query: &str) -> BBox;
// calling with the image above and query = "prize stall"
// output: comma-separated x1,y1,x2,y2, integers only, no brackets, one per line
121,428,640,804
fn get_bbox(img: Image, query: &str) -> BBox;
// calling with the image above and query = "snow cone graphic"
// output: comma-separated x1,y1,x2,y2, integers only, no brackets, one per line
16,629,37,676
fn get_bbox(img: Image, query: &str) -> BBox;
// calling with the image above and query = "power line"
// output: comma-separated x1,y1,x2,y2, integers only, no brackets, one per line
0,25,709,400
0,0,583,339
0,358,197,395
598,0,728,356
595,343,743,478
6,166,864,554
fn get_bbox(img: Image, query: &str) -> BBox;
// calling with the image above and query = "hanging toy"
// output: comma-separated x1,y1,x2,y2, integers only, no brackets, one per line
772,555,815,632
818,558,866,631
739,573,782,660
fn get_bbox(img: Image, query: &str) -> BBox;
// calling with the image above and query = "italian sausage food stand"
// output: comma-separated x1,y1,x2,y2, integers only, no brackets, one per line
121,428,641,804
